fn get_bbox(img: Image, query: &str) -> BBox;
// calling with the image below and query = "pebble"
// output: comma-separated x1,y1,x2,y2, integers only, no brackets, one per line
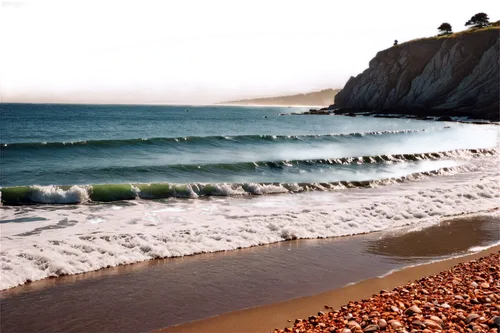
466,313,480,324
389,320,403,329
377,319,387,329
429,315,443,326
411,319,425,328
363,324,379,332
405,305,422,316
347,321,361,329
423,319,441,329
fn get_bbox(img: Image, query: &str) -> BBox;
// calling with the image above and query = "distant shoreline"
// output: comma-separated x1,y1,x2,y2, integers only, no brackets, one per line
216,103,323,108
0,101,313,108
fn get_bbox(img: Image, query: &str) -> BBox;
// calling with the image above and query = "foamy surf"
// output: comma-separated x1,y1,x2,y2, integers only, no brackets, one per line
1,156,499,290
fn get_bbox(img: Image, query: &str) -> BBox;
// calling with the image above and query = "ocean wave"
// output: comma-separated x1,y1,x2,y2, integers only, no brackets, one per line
1,148,493,205
0,129,427,150
1,174,498,290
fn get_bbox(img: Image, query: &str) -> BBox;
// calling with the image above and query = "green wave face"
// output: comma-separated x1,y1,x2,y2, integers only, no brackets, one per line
0,186,33,205
90,184,138,202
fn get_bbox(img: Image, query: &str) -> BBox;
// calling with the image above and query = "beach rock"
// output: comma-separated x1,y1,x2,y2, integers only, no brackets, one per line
377,319,387,329
405,305,422,316
330,27,500,121
340,329,352,333
411,319,426,328
348,321,361,330
466,313,480,324
391,306,400,313
429,315,444,326
389,320,403,329
440,302,451,309
363,324,379,332
423,319,442,329
481,282,490,288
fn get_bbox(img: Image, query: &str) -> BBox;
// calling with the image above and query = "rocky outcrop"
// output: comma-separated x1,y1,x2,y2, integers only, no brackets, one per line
331,28,499,120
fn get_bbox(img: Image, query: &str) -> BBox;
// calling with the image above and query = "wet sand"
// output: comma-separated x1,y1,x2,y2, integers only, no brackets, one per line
1,215,499,332
160,247,500,333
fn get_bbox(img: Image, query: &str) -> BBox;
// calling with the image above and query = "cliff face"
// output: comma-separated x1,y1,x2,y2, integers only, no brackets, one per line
333,28,499,119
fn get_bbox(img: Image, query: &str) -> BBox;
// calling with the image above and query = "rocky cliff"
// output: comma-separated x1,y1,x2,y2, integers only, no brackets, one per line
331,27,499,120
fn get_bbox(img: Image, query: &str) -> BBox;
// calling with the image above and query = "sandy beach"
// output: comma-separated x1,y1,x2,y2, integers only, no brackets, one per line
160,246,500,333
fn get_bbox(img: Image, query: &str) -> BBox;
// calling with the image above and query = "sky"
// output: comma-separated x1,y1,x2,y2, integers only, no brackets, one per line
0,0,498,104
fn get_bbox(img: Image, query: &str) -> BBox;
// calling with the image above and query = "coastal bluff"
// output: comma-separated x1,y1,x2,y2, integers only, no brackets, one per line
330,27,499,120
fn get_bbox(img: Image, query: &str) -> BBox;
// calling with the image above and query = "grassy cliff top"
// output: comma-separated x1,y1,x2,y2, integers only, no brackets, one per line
405,23,499,45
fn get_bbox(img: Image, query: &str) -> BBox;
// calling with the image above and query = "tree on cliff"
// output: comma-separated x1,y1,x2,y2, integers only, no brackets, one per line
437,23,452,35
465,13,490,28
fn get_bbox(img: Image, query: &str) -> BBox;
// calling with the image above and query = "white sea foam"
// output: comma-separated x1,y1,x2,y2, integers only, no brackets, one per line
0,152,499,290
29,185,89,204
468,239,500,253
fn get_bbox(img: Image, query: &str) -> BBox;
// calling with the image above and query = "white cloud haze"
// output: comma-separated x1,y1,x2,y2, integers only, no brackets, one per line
1,0,498,104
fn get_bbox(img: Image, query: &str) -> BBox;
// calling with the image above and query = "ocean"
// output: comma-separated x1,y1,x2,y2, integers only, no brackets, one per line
1,103,499,291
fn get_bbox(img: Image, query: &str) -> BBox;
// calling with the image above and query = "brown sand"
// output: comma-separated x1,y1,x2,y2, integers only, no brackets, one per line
159,245,500,333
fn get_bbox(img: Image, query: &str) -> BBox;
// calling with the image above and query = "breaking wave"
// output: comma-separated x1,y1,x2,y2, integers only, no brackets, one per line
1,146,494,205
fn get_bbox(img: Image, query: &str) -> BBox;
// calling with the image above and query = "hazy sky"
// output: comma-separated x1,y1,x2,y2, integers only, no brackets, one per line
1,0,498,104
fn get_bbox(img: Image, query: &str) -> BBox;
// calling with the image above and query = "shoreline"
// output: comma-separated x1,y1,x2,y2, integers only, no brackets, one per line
215,103,326,108
159,245,500,333
1,215,498,332
291,109,500,124
1,207,497,290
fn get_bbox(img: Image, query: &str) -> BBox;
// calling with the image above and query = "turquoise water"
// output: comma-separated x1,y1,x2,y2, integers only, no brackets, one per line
0,103,498,203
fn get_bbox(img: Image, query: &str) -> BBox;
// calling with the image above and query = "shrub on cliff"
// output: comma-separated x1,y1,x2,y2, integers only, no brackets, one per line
437,23,452,35
465,13,490,28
